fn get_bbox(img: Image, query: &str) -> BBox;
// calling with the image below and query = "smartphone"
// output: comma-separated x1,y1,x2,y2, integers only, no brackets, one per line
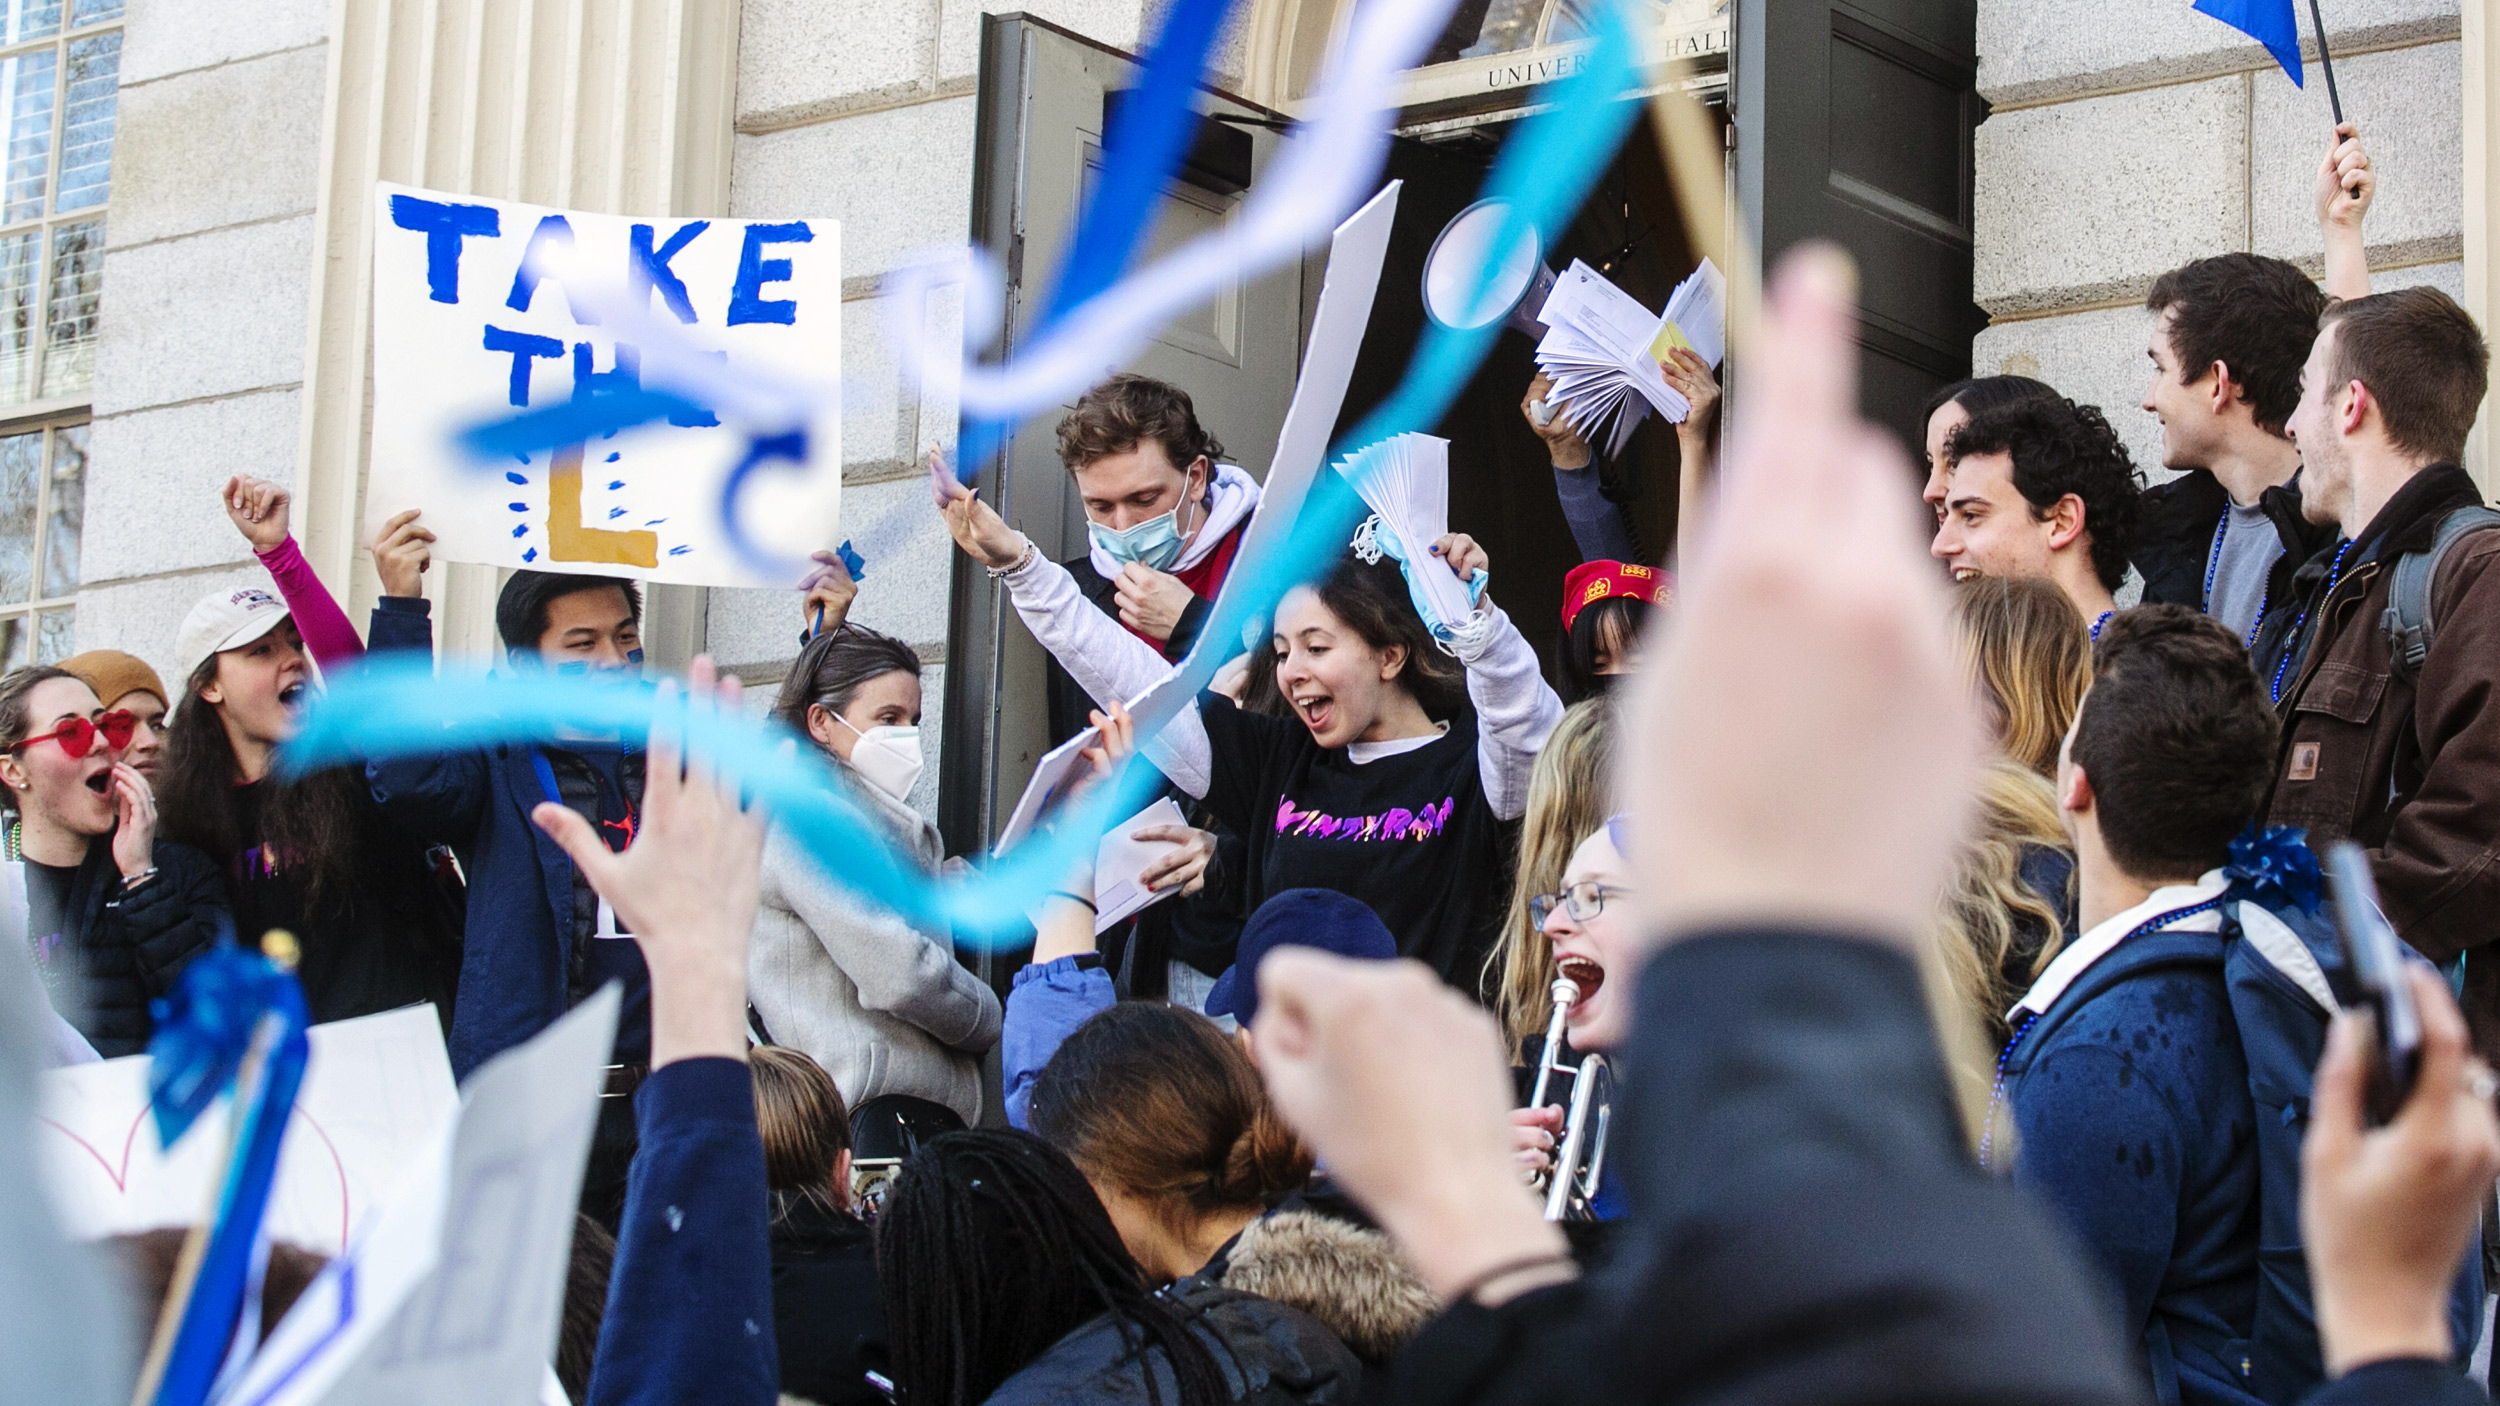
2325,841,2424,1126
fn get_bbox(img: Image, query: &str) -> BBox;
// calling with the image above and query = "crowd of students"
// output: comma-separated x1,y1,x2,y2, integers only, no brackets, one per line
17,116,2500,1405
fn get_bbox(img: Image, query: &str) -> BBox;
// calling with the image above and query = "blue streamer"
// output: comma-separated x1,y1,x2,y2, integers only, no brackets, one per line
294,3,1646,942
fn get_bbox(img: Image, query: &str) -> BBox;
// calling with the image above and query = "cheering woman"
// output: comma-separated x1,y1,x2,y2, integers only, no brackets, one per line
937,468,1561,989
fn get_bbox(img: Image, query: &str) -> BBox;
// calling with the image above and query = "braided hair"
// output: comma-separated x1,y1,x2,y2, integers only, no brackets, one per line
873,1129,1235,1406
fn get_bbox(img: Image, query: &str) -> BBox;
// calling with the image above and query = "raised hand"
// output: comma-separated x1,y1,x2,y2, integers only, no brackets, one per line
1430,532,1488,583
800,549,858,636
223,476,292,554
2302,965,2500,1376
109,763,157,882
1522,373,1593,470
2317,120,2376,233
1660,346,1720,431
367,509,435,598
532,657,766,1067
1621,245,1983,958
932,447,1030,570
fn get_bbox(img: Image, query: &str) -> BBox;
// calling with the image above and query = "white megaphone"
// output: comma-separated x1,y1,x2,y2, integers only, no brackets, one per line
1421,198,1558,338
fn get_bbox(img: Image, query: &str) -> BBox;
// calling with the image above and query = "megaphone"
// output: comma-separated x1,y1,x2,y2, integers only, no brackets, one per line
1422,198,1558,338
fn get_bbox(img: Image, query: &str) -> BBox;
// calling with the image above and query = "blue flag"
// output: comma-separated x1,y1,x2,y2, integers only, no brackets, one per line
2194,0,2303,86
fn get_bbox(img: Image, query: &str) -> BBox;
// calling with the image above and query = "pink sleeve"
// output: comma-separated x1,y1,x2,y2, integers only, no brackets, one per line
255,535,366,669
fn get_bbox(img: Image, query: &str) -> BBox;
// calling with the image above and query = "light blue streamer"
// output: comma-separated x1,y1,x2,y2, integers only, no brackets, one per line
289,2,1647,945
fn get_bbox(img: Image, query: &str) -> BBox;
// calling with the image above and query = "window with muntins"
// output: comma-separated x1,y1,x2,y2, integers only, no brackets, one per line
0,1,118,660
0,415,85,666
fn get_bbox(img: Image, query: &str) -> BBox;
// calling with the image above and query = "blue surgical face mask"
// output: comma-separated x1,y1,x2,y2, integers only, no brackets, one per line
1087,480,1202,572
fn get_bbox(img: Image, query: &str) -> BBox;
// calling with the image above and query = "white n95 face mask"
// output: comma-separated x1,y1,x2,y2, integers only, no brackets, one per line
832,712,924,803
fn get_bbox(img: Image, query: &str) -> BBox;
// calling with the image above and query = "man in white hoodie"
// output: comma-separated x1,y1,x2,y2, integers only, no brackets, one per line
1034,374,1263,745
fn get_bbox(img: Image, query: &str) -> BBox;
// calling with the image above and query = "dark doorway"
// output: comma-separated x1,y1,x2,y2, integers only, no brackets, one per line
1334,111,1710,677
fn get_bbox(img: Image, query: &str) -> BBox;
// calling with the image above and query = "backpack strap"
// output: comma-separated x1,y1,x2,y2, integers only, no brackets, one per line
2382,505,2500,685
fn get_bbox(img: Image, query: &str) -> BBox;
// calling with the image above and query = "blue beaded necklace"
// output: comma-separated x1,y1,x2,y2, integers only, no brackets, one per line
2205,508,2269,648
2269,538,2355,706
1977,891,2230,1170
2090,610,2112,643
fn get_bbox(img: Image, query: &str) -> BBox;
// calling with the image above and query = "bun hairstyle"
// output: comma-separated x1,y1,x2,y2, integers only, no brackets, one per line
1028,1002,1312,1225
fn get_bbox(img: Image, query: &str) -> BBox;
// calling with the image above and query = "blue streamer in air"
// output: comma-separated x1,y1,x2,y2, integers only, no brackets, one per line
290,3,1646,943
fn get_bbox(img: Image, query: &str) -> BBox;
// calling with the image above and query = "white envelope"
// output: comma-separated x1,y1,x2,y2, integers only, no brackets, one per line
1091,797,1191,933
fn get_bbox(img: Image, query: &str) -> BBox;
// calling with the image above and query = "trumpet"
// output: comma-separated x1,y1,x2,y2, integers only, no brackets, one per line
1528,976,1613,1222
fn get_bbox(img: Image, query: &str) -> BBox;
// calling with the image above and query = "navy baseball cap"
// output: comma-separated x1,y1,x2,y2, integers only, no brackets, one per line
1205,888,1398,1026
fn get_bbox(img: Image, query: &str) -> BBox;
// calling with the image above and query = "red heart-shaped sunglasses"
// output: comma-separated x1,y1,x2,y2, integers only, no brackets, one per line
12,710,138,760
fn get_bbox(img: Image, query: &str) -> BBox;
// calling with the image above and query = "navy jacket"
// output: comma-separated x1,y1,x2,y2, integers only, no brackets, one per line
588,1057,778,1406
363,598,649,1078
1378,931,2146,1406
2005,910,2260,1406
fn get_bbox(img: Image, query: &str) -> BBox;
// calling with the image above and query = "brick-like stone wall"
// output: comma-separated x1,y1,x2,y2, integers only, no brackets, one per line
78,0,331,686
1972,1,2463,486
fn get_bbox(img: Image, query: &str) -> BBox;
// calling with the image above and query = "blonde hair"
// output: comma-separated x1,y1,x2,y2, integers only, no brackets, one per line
1928,758,2074,1147
1952,578,2090,777
1486,699,1617,1056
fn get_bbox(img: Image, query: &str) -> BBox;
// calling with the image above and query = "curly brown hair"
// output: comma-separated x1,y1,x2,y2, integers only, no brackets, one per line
1054,374,1226,473
1948,395,2143,592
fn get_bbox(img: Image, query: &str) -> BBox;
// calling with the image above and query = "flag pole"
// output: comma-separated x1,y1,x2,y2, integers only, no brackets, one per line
2305,0,2345,126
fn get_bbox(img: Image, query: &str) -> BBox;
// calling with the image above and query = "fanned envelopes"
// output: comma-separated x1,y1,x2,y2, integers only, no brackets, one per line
1532,258,1726,457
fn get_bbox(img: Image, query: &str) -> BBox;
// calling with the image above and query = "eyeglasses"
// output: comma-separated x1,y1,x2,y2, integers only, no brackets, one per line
12,710,138,760
1529,881,1632,928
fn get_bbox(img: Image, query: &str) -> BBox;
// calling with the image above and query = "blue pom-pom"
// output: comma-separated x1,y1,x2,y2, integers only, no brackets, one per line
2225,824,2323,914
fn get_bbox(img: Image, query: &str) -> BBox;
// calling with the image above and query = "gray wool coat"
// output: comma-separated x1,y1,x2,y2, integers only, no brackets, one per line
746,773,1000,1126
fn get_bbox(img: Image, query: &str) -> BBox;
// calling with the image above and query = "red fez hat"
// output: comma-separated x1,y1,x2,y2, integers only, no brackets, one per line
1560,560,1672,632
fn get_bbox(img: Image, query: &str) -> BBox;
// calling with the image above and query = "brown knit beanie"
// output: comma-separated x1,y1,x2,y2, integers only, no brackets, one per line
58,650,169,712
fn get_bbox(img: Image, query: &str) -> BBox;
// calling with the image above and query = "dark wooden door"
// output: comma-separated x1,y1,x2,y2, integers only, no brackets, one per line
1734,0,1983,451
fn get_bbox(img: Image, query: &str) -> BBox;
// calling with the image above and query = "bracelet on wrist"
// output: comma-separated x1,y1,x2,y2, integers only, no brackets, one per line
985,537,1038,579
1045,889,1097,912
119,865,159,891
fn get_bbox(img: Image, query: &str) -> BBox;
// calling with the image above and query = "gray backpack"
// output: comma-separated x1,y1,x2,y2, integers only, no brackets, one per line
2381,504,2500,685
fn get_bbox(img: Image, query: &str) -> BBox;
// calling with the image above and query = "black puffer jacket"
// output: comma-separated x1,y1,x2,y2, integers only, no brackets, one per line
983,1279,1360,1406
21,828,230,1057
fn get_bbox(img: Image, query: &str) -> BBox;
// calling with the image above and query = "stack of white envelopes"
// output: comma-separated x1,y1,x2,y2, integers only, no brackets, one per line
1533,257,1727,458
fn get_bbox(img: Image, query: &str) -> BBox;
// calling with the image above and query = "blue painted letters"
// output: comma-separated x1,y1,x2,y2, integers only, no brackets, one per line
726,222,814,326
630,221,709,324
483,325,565,406
389,195,500,304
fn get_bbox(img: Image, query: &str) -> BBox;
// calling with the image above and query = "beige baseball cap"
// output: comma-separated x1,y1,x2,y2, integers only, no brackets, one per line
174,585,291,692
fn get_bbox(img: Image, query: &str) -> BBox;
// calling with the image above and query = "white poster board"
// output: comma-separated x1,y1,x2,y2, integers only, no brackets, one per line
34,1004,459,1257
369,182,843,588
226,988,618,1406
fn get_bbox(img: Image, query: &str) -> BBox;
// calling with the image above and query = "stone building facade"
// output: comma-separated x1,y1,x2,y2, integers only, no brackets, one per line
28,0,2500,835
1972,2,2472,485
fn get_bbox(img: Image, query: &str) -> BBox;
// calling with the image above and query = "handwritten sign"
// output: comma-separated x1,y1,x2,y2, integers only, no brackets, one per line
369,183,843,588
35,1004,458,1257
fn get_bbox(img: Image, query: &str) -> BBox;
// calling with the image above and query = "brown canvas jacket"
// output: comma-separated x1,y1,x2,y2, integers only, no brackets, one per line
2263,464,2500,1060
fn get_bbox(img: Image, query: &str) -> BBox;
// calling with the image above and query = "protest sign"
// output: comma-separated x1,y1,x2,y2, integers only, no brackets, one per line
370,183,843,588
224,987,617,1406
35,1004,458,1257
